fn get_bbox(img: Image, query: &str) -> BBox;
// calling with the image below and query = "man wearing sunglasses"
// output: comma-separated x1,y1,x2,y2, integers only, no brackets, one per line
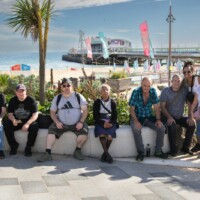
38,78,88,162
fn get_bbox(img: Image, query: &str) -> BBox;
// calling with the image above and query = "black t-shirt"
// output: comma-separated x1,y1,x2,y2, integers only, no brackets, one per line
8,96,38,123
0,93,6,115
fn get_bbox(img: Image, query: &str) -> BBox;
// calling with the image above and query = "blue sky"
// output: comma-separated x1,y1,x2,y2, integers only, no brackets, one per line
0,0,200,55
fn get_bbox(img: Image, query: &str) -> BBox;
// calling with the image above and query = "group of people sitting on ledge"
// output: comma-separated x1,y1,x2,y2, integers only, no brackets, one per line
0,61,200,163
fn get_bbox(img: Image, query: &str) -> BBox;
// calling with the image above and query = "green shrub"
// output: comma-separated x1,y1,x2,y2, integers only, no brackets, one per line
109,70,128,79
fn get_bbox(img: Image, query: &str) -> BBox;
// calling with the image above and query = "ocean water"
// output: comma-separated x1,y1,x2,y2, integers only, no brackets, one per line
0,52,117,72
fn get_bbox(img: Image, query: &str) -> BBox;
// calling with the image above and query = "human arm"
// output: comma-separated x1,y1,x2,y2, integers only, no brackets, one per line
191,93,199,120
76,104,88,130
153,103,163,128
130,106,142,130
160,101,175,126
22,112,38,131
186,95,196,126
50,110,63,129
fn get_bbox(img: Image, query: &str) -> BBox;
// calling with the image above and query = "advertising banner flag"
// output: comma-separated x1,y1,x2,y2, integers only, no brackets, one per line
85,37,93,59
99,32,109,59
140,21,150,57
11,64,20,71
21,64,31,71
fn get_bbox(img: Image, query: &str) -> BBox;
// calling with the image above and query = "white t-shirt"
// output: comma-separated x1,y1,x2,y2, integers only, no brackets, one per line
51,92,88,125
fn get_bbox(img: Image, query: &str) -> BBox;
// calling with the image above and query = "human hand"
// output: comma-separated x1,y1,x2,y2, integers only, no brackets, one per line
167,117,175,126
76,121,83,130
134,121,142,130
155,120,162,128
104,121,112,128
55,121,63,129
12,119,21,126
22,123,29,131
187,117,195,126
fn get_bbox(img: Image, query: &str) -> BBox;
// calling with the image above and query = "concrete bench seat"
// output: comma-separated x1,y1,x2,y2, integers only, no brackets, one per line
4,125,170,157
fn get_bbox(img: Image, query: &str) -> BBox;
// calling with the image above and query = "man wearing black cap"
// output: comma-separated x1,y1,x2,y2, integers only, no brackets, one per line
3,84,39,156
38,78,88,162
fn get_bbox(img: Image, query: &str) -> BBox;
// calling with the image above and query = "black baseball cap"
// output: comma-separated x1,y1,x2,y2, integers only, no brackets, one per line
16,84,26,91
61,78,72,85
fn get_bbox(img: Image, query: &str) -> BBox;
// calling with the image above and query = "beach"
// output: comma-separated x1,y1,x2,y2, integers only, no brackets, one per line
0,65,178,84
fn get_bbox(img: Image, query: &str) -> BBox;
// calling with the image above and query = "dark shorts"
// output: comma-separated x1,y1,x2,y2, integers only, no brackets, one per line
48,122,88,138
94,123,117,138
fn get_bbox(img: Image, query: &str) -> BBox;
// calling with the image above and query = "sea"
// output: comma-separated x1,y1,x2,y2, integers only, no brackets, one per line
0,51,116,72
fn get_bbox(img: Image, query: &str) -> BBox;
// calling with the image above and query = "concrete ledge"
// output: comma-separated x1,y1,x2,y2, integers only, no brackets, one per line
4,125,170,157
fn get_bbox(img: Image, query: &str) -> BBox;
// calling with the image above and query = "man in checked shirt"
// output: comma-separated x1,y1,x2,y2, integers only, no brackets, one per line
129,77,168,161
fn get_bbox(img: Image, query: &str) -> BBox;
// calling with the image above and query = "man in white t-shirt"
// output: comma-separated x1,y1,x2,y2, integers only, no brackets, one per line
37,78,88,162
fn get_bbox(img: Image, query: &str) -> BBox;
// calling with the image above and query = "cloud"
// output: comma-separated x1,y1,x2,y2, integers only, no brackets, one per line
0,0,134,13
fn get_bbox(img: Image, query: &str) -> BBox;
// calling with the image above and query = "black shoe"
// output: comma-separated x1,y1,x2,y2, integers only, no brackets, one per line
0,150,5,159
136,153,145,161
169,152,178,157
106,153,113,164
191,143,200,153
10,143,19,155
181,147,193,155
154,151,168,159
24,147,32,157
100,152,107,162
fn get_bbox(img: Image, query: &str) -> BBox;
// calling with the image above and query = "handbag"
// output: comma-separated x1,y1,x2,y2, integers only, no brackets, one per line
37,113,53,129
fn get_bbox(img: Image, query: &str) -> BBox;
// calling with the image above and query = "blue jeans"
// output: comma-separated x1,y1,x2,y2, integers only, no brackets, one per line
0,125,3,150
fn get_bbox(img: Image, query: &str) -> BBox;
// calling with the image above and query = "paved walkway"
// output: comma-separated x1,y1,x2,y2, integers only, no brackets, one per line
0,152,200,200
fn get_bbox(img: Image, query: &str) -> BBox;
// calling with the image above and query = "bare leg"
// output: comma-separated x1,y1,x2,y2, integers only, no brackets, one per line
46,134,56,149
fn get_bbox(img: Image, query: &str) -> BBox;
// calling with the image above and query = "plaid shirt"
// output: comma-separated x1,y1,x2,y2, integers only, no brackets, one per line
129,87,159,120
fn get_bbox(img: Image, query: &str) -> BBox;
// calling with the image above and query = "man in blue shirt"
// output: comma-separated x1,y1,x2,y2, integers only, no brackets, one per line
129,77,168,161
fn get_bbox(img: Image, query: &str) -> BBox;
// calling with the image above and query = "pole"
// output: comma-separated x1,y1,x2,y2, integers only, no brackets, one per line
166,0,175,86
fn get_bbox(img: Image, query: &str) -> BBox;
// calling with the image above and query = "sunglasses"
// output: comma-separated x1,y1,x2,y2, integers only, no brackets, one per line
62,84,71,88
183,71,191,75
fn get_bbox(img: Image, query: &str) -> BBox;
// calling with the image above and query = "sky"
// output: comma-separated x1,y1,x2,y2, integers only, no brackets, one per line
0,0,200,55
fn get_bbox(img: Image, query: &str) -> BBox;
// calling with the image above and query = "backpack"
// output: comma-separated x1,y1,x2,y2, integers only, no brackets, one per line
56,92,81,107
37,92,81,129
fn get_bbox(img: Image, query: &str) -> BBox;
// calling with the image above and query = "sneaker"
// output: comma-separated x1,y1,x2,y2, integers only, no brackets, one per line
24,147,32,157
106,153,113,164
154,151,168,159
169,152,178,157
181,147,194,155
10,143,19,155
0,150,5,159
37,152,52,162
73,149,84,160
191,143,200,153
100,152,107,162
136,152,145,161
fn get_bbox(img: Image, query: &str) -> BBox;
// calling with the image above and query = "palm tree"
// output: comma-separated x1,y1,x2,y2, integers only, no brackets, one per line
6,0,54,105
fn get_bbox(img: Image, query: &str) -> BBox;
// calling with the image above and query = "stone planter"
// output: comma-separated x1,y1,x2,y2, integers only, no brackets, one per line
107,77,132,92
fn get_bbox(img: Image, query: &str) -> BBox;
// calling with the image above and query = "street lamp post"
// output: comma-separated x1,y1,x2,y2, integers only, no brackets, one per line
166,0,175,86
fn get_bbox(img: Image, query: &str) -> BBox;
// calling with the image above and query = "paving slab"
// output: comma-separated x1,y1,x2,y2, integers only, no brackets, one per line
0,152,200,200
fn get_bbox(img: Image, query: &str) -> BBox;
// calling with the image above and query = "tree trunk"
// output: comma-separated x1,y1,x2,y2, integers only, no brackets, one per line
34,0,45,105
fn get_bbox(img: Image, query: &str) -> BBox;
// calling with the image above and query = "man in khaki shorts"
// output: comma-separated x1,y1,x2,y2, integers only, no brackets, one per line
37,78,88,162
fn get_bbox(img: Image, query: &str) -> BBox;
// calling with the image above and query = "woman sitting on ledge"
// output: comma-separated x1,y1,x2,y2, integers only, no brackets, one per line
93,84,118,163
